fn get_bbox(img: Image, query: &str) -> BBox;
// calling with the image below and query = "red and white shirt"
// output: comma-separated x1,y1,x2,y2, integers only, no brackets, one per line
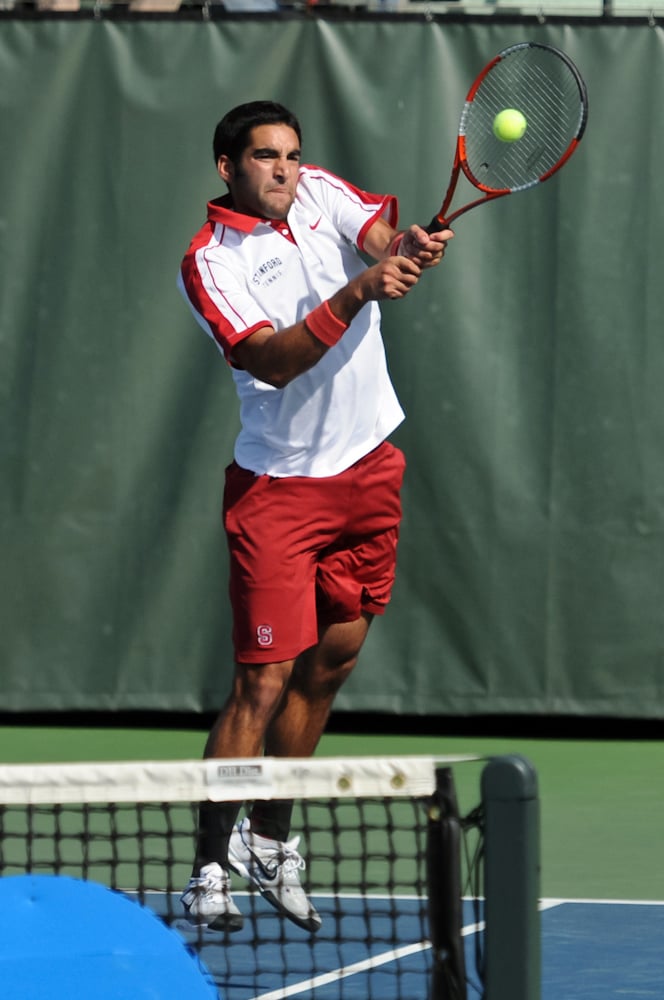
177,165,405,478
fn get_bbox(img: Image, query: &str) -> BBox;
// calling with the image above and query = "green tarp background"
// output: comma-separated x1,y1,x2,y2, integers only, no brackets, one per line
1,16,663,716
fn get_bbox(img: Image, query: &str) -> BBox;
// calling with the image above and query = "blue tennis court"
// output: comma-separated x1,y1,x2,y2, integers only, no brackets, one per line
146,894,664,999
541,899,664,1000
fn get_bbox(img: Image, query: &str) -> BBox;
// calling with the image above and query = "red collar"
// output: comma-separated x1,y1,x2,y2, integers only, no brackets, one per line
207,195,295,242
207,195,260,233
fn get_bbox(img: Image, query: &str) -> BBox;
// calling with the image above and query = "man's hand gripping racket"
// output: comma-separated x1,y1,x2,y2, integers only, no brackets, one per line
426,41,589,233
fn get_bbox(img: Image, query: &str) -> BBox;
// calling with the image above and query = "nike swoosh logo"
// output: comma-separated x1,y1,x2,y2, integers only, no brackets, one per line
248,851,280,882
309,216,322,231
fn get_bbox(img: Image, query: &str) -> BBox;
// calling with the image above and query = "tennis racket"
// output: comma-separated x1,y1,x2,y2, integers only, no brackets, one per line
426,41,588,232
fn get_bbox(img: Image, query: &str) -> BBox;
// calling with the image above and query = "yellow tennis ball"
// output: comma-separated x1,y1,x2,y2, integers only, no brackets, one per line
493,108,527,142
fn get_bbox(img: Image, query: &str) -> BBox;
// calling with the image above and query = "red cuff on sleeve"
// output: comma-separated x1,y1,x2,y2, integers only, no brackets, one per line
389,232,405,256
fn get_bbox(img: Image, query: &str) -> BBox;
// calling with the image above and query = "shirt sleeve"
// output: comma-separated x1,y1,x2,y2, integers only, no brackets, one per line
299,166,398,253
177,236,273,363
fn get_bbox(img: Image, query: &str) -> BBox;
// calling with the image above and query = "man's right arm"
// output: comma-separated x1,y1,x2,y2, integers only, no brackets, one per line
231,256,422,389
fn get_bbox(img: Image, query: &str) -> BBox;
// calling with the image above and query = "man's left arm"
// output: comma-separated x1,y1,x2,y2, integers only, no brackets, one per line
363,217,453,269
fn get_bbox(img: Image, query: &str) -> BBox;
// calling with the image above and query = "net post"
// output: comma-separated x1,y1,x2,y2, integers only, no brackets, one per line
426,766,467,1000
480,754,541,1000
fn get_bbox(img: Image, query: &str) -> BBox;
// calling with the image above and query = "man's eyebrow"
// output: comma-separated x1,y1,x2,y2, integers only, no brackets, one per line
252,146,302,158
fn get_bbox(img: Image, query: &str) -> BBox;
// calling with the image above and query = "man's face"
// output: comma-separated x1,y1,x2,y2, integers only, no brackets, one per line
218,123,301,221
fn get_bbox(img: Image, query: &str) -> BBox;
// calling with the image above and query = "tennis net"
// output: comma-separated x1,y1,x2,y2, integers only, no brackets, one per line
0,753,538,1000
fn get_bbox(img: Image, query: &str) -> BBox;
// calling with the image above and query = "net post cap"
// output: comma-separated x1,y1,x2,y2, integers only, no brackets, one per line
481,754,538,801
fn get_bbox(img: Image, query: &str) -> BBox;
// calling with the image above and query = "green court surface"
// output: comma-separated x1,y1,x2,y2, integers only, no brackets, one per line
0,723,661,903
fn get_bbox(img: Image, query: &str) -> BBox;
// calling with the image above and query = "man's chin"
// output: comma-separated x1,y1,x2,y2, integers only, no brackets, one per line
262,194,294,220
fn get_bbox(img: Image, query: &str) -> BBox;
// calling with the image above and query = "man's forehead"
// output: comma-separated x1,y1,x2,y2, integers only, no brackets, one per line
247,123,300,151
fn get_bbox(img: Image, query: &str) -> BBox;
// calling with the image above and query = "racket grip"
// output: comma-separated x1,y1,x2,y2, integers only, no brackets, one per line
425,215,448,234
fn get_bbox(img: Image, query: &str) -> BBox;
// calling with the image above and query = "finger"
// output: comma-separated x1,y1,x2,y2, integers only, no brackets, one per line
395,257,422,277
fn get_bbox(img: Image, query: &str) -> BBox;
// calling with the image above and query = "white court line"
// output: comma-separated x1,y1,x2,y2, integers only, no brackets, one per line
249,939,433,1000
541,896,664,906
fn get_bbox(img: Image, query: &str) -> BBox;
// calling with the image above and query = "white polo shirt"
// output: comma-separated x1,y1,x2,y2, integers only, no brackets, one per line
177,165,405,478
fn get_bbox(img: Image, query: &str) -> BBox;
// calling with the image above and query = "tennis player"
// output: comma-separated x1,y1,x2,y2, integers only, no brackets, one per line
177,100,453,933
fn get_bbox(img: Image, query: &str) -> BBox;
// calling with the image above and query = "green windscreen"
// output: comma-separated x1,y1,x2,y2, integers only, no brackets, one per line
1,18,662,717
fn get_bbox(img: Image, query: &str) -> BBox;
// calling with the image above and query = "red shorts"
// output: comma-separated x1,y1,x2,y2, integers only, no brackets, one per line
223,441,406,664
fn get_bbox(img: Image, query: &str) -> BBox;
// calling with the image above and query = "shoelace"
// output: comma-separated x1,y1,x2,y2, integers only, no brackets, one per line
253,835,306,876
191,871,229,892
276,842,306,876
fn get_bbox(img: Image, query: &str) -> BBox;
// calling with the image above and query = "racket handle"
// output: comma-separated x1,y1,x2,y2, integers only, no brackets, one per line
425,215,449,234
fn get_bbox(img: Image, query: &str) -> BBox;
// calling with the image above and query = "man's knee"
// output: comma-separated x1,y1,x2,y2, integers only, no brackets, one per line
292,644,358,699
231,660,295,715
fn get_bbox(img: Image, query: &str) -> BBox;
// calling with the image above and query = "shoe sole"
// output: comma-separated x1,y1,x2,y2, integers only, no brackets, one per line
182,903,244,933
227,857,322,934
208,911,245,933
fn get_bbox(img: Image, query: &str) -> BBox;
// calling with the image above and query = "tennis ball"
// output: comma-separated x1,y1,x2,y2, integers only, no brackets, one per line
493,108,527,142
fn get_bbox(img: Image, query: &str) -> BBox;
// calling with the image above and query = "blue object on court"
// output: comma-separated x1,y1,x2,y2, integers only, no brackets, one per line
0,874,219,999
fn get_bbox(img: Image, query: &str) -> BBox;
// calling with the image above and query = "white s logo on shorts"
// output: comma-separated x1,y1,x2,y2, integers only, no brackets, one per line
257,624,273,647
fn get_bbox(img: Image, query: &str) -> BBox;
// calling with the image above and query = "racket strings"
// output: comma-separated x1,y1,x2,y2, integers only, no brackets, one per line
461,47,587,193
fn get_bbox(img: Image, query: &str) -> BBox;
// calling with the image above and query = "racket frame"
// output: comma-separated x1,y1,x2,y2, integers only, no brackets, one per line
428,42,588,232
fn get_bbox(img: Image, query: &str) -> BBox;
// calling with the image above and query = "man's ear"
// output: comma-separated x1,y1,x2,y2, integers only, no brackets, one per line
217,155,233,184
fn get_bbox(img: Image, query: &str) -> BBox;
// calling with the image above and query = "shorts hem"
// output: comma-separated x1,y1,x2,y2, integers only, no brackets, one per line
234,645,313,666
363,601,388,616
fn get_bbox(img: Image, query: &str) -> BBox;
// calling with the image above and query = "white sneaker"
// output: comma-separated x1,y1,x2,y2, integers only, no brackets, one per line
228,817,322,933
180,861,244,932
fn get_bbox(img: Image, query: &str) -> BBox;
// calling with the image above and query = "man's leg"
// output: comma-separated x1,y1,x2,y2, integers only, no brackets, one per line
193,658,296,870
267,612,373,757
249,613,373,841
183,657,299,932
204,659,296,758
224,615,372,932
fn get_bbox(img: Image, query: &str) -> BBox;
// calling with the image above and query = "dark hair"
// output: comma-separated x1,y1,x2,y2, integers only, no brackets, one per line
212,101,302,165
